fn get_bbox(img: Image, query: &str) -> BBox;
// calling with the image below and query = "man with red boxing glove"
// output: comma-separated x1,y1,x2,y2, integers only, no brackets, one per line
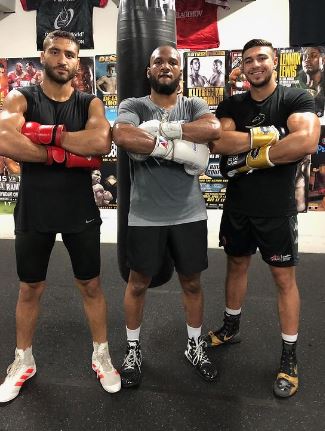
206,39,320,398
0,30,121,403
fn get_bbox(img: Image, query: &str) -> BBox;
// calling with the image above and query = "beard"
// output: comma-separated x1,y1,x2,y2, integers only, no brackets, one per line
44,63,77,84
247,70,274,88
148,74,181,95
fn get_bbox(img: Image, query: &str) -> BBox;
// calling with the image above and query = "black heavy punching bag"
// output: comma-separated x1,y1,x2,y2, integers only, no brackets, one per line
116,0,176,287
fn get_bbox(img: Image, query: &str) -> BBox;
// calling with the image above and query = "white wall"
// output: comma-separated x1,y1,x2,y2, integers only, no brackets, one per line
0,0,323,253
0,0,288,58
217,0,289,49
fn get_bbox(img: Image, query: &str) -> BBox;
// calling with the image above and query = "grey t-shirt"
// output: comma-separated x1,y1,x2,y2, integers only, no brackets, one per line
115,95,208,226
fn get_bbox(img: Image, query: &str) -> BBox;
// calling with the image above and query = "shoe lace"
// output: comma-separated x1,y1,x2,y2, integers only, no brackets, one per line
280,348,297,376
123,344,141,370
191,339,211,367
7,356,23,377
96,351,113,373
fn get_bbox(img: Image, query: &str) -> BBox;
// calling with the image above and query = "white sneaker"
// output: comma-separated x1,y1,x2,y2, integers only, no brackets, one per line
92,342,121,393
0,347,36,403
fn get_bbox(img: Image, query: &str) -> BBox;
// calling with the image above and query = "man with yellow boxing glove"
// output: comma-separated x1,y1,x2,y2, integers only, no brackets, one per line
206,39,320,399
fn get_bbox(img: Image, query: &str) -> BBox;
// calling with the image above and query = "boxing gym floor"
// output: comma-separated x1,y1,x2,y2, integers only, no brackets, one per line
0,211,324,431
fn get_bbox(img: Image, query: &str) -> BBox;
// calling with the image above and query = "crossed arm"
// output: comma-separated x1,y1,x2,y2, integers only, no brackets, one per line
0,91,111,161
113,113,221,153
209,112,320,162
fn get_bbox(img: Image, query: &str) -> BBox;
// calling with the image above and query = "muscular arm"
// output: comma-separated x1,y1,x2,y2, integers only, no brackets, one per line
0,91,48,162
113,123,156,153
209,117,251,155
181,113,221,143
268,112,320,164
60,97,111,156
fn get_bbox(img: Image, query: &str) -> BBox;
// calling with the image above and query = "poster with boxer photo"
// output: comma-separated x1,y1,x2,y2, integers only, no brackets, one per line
276,46,325,123
72,56,95,94
199,154,228,209
7,57,43,91
92,144,117,210
0,59,9,110
184,50,226,112
308,125,325,211
226,49,250,97
91,103,117,209
95,54,117,106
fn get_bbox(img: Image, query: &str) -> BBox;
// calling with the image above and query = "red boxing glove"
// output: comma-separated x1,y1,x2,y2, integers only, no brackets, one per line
65,152,102,169
46,146,102,169
46,146,66,165
22,122,65,146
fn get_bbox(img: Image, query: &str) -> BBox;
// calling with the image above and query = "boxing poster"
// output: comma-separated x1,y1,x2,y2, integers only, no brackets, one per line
93,54,118,209
92,100,117,211
276,47,325,123
95,54,117,110
0,59,9,110
7,57,43,92
72,56,95,94
226,49,250,97
308,126,325,211
184,50,226,112
199,154,227,209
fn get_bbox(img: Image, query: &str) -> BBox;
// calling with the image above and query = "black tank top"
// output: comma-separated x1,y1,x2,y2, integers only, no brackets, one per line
15,85,101,233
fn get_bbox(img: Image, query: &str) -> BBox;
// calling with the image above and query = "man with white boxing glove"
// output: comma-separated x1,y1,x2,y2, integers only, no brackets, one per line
113,45,221,388
128,118,210,176
205,39,320,399
0,30,121,404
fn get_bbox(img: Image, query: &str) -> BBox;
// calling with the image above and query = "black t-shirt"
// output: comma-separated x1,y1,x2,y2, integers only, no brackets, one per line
216,85,315,217
16,85,101,233
20,0,108,50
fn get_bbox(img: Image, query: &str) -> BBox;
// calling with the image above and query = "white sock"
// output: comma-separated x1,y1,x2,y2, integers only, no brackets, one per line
225,307,241,316
16,346,33,362
187,324,201,343
282,333,298,344
93,341,108,353
126,326,141,341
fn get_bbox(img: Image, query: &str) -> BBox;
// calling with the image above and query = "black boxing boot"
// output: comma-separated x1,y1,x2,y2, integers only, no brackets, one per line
184,336,218,382
203,311,241,347
273,340,298,398
120,340,142,388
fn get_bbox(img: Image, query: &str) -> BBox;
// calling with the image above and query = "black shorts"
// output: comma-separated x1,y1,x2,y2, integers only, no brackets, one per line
219,211,298,267
127,220,208,277
15,223,101,283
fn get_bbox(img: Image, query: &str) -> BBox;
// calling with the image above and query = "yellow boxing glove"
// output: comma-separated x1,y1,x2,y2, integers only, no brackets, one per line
250,125,281,149
238,145,274,174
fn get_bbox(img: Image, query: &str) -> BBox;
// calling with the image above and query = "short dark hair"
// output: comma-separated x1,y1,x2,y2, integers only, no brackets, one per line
214,59,222,66
242,39,274,57
26,61,34,67
302,46,324,57
43,30,80,52
190,57,200,66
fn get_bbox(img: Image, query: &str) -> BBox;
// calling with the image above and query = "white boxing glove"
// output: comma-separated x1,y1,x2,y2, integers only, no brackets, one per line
127,120,161,161
138,120,160,136
159,121,183,140
172,140,210,175
128,134,174,162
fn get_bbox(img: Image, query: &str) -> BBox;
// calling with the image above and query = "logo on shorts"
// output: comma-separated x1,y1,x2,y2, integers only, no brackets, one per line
86,219,95,224
270,254,292,263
